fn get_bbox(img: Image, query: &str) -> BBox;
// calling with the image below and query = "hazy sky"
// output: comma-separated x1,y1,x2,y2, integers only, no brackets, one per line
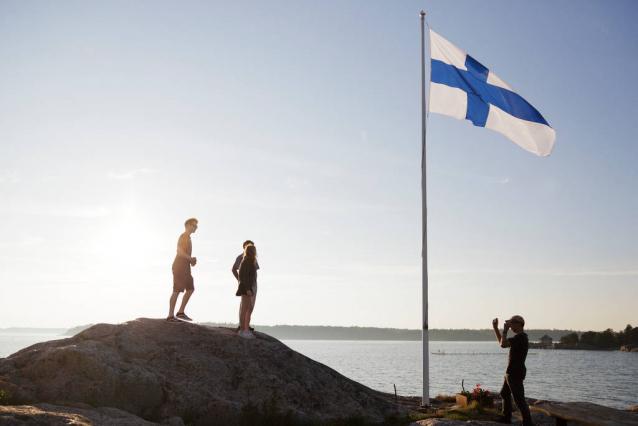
1,1,636,331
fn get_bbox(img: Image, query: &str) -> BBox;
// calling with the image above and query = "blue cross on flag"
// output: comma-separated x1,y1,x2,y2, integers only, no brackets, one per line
429,30,556,157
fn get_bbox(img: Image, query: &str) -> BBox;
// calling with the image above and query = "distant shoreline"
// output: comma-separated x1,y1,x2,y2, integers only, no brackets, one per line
1,323,581,342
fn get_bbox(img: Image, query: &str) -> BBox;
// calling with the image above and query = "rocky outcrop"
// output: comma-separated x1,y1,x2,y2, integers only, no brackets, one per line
0,318,406,425
0,404,163,425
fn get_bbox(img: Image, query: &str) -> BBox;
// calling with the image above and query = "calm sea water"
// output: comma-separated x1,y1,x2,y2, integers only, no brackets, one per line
0,334,63,358
1,336,636,410
282,340,638,410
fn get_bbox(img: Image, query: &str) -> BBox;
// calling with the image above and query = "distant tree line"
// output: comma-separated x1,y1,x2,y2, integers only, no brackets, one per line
200,323,578,341
58,322,607,342
560,324,638,349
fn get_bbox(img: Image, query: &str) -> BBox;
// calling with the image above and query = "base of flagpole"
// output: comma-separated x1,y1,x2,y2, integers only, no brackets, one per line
416,404,437,414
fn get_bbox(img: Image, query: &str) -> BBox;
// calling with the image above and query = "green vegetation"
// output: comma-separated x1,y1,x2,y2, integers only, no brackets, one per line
200,323,579,342
561,324,637,349
31,321,636,343
434,395,456,403
7,322,584,341
559,332,579,345
408,401,500,422
0,390,11,406
202,323,422,341
0,389,23,406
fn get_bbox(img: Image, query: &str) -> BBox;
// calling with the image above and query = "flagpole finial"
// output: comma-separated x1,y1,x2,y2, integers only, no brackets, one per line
420,10,426,18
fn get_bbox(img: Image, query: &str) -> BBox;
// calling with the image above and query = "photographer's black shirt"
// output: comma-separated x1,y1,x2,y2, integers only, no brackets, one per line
506,332,528,380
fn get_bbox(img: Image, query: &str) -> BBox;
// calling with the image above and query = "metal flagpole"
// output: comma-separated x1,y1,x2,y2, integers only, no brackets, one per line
419,10,430,407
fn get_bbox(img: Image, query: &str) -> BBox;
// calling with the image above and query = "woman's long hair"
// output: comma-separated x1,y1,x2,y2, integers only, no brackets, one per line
243,244,257,265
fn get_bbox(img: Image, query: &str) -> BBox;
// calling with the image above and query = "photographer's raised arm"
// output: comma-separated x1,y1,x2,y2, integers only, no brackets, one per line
493,318,512,348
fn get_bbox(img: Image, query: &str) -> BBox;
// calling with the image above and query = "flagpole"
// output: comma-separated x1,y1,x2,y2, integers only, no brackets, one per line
420,10,430,407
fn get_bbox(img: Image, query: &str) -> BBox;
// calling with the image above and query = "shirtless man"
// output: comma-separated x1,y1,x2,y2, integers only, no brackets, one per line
167,218,198,322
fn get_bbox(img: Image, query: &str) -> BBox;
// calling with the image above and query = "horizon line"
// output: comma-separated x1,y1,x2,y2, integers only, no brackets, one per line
0,322,598,333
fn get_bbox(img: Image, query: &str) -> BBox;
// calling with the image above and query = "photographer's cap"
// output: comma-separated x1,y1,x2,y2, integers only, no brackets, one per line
509,315,525,326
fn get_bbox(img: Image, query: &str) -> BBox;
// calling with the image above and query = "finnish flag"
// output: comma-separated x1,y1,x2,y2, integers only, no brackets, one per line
429,30,556,157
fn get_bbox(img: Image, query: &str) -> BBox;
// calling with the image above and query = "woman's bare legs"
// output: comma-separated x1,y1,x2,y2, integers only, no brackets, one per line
240,294,254,331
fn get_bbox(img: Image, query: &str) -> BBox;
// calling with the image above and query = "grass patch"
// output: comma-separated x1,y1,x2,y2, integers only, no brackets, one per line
434,394,456,403
0,390,12,406
407,411,446,421
406,401,500,424
443,411,469,420
0,389,25,406
446,401,499,421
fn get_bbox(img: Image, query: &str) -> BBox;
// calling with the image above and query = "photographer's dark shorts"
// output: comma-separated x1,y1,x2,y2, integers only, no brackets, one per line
173,273,194,293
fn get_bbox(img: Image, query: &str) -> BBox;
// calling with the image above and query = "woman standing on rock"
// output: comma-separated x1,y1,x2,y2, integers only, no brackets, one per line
236,244,257,339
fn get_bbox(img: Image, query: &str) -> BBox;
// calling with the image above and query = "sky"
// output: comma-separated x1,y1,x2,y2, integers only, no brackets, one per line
1,1,637,331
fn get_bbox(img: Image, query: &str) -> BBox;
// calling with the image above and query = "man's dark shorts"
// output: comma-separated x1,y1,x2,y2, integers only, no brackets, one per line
173,273,194,293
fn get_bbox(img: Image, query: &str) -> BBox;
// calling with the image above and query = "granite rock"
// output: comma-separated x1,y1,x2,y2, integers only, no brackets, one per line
0,403,157,425
0,318,406,424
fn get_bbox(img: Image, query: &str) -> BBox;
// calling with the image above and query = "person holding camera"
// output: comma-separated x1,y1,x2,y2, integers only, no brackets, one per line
493,315,532,425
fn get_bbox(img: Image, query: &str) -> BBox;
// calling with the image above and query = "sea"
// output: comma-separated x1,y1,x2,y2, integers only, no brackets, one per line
1,335,636,410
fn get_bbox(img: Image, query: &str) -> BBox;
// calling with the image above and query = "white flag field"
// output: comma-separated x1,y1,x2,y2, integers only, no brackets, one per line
428,29,556,157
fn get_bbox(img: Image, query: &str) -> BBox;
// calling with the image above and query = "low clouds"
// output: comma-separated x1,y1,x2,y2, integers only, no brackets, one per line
286,176,310,189
0,236,44,250
0,172,21,185
561,270,638,277
25,205,110,218
491,177,510,185
430,268,638,277
434,168,510,185
107,169,153,180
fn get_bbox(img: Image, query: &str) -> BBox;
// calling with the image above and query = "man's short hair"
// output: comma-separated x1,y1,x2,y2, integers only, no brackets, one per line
243,240,254,248
185,218,199,227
